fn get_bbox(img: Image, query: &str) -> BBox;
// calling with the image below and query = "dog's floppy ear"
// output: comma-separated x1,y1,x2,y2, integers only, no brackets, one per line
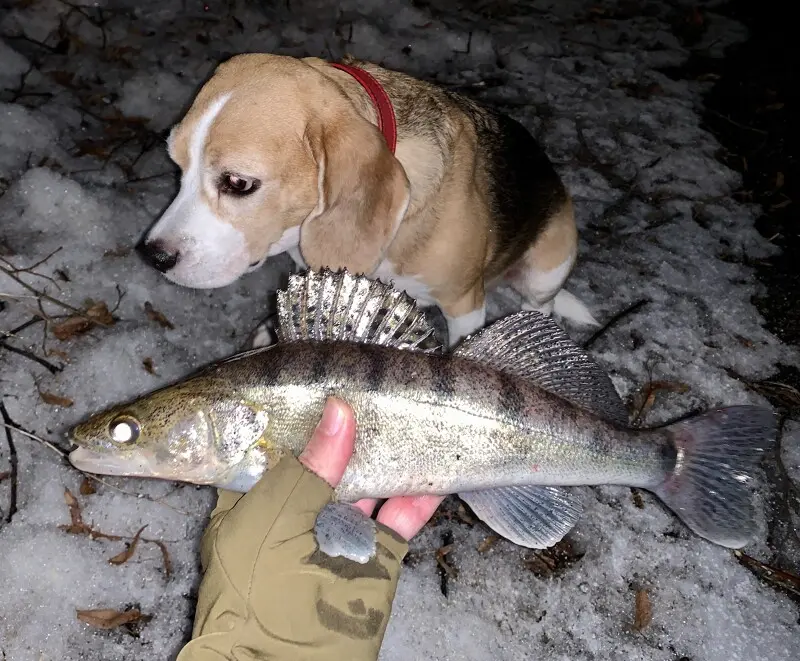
300,116,410,275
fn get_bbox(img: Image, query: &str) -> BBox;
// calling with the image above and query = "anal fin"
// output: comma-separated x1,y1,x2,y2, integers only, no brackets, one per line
459,485,583,549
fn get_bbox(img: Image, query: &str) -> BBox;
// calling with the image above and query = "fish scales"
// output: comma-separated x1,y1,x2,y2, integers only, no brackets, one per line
205,341,673,501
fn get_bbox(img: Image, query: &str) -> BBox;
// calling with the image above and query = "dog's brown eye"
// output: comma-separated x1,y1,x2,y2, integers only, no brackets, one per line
220,173,260,196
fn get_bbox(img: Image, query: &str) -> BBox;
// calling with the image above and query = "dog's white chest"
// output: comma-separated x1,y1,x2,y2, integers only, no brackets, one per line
373,260,435,306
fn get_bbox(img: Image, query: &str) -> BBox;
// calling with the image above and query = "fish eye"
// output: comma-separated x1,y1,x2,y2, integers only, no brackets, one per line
108,415,141,444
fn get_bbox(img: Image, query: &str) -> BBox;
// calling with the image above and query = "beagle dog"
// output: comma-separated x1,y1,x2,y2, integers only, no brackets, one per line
136,53,597,347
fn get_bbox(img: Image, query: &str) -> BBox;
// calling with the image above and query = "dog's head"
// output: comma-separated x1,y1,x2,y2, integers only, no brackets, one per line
137,54,410,288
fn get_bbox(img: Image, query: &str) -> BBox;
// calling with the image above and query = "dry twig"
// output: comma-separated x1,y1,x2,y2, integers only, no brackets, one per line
582,299,650,350
0,401,19,524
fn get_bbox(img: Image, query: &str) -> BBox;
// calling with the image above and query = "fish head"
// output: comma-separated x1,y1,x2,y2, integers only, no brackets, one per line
68,377,271,487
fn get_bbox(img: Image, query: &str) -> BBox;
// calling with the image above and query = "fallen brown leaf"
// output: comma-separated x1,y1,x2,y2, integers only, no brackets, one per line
73,139,115,159
632,379,690,424
0,471,10,481
58,489,172,578
79,477,96,495
86,301,114,325
60,488,89,535
151,540,173,579
52,302,114,340
49,70,77,87
144,302,175,330
76,608,151,630
103,246,130,258
142,357,156,374
649,380,690,394
109,526,147,566
45,348,71,362
771,199,792,211
633,589,652,631
477,535,499,553
38,390,74,408
52,317,92,341
59,488,120,540
523,538,584,578
435,544,458,579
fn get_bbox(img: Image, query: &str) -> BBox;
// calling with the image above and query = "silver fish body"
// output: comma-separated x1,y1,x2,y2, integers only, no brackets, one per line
214,340,672,501
69,268,777,553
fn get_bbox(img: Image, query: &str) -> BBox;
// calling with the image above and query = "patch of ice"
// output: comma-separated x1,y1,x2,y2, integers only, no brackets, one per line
116,71,196,133
0,105,59,174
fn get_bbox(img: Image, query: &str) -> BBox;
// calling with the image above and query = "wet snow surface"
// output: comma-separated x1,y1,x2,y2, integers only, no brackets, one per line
1,0,798,659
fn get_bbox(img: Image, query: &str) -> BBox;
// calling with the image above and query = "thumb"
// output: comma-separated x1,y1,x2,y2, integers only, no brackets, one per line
298,397,356,488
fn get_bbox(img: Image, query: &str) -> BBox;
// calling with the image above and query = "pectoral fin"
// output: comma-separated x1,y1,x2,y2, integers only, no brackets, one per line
314,502,377,564
459,485,583,548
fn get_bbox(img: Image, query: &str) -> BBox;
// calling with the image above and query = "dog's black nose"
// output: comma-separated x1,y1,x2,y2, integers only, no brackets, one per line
136,239,179,273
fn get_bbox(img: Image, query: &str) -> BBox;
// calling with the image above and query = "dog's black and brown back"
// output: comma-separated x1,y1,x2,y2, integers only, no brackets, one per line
347,55,573,283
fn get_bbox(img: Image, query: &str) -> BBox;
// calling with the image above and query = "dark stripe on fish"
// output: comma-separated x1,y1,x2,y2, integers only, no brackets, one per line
498,372,526,419
365,345,387,392
431,355,457,403
309,342,333,385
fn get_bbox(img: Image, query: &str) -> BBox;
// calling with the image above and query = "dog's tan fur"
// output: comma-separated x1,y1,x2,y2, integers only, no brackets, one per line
140,53,592,345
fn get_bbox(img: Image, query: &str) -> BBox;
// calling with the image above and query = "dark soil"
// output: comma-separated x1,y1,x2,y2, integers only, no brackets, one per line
665,0,797,348
661,0,800,586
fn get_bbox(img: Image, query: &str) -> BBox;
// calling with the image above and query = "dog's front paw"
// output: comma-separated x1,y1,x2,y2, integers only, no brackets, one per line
251,323,274,349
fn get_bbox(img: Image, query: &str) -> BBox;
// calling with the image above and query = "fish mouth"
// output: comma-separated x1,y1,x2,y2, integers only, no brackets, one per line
68,446,159,478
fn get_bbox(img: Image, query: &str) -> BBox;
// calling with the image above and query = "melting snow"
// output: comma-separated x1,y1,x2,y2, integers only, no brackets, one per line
0,0,797,660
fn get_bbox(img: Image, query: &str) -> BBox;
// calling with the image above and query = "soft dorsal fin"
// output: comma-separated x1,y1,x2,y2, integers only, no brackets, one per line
275,268,442,353
455,311,629,426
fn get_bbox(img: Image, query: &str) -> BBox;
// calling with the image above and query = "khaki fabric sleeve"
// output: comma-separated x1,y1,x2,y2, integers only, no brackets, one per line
176,454,408,661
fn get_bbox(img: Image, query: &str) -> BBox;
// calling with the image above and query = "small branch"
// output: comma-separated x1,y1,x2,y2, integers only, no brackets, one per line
3,317,45,337
0,264,89,319
1,247,63,279
582,299,650,350
121,170,174,184
0,401,19,524
0,263,110,327
0,420,71,458
705,107,769,135
0,340,62,373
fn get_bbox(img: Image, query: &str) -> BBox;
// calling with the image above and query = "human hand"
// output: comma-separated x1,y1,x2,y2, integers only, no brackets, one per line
299,396,443,541
179,397,420,661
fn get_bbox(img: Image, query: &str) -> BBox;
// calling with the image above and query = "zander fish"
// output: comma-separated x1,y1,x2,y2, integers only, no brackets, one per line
68,269,776,562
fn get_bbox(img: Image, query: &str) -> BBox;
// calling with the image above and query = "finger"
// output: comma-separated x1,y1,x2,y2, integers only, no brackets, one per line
376,494,445,541
352,498,379,517
298,397,356,488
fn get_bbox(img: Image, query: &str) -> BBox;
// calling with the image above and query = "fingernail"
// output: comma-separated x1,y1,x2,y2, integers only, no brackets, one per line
318,399,345,437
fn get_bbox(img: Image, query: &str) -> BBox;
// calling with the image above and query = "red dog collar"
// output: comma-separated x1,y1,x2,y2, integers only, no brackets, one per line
330,63,397,154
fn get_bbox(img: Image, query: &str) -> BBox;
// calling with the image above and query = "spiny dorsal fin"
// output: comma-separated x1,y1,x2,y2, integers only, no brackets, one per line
275,268,442,352
455,311,629,426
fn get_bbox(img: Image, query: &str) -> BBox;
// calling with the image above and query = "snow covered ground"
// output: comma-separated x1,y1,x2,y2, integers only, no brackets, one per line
1,0,798,659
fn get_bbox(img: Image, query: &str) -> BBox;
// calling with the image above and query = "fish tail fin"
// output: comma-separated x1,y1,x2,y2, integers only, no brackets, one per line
655,405,777,548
